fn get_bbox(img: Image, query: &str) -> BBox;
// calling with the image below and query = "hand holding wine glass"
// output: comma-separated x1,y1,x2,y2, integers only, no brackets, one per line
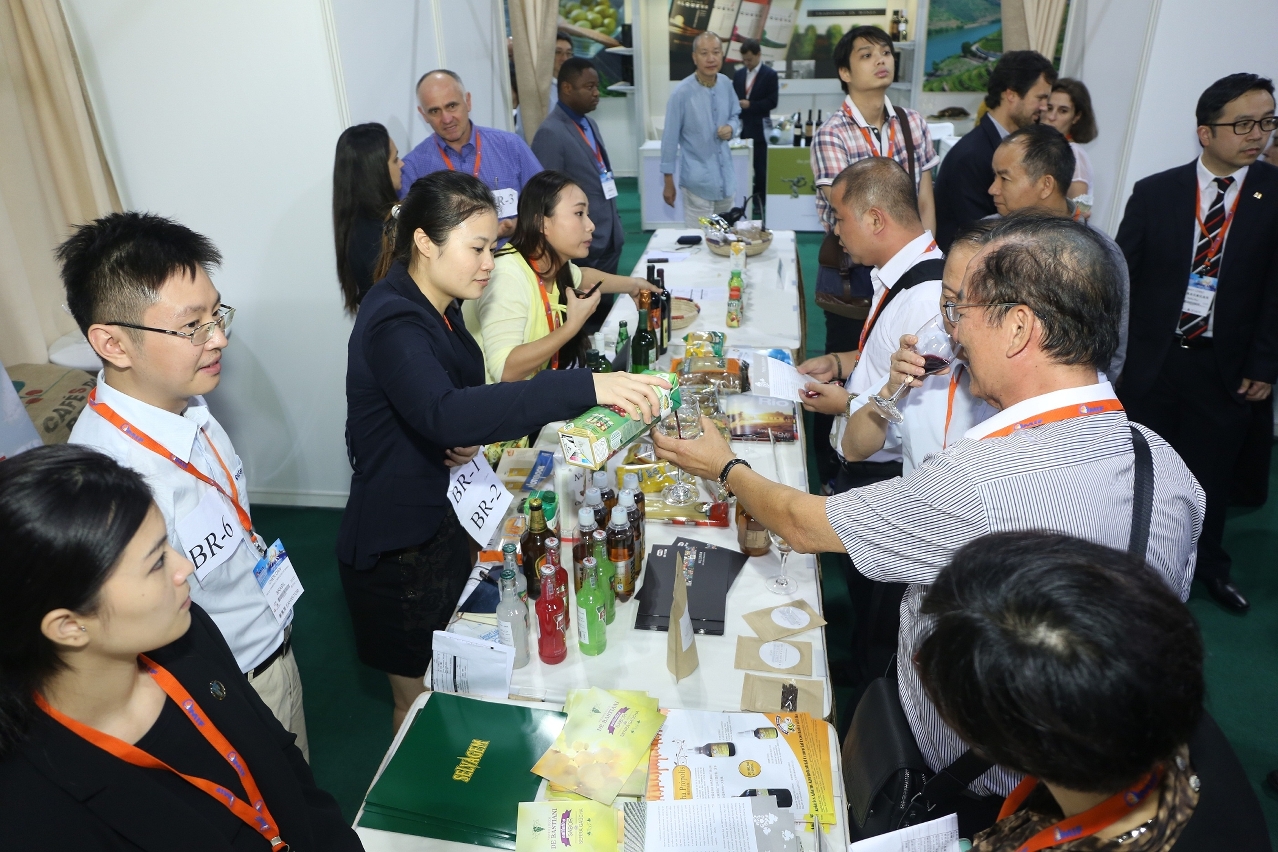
869,316,954,424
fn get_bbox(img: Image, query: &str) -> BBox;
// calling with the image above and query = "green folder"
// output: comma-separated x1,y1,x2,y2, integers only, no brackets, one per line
360,693,566,847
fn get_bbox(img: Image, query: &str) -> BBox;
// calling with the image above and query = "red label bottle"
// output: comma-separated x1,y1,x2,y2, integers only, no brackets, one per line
535,564,567,664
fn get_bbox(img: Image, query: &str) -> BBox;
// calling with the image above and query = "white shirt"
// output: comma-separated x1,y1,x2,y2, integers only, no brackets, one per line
1068,141,1093,194
988,113,1011,139
1193,155,1248,338
826,380,1204,795
69,375,289,672
834,231,945,462
744,65,760,97
843,93,897,157
898,363,995,474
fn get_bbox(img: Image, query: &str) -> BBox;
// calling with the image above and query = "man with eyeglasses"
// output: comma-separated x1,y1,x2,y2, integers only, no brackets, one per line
1117,73,1278,613
654,214,1204,823
62,212,310,757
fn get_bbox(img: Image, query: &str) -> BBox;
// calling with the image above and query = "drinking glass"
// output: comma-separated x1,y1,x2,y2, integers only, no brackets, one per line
869,315,954,424
767,530,794,595
655,399,702,506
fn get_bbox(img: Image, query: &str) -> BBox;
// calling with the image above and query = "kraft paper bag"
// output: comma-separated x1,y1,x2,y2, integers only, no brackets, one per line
741,600,827,641
667,552,699,682
740,673,824,715
734,636,813,677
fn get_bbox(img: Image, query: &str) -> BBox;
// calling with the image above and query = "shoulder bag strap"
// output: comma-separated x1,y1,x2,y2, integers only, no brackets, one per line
861,258,944,346
893,106,917,186
1129,425,1155,558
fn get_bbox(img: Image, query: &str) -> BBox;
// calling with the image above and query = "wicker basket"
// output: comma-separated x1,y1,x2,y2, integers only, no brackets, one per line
705,228,773,257
669,298,700,329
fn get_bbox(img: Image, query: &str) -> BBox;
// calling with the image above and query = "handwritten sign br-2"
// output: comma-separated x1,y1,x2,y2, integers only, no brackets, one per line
447,454,514,548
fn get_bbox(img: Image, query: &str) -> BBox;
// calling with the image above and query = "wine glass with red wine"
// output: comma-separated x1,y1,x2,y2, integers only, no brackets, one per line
869,315,954,424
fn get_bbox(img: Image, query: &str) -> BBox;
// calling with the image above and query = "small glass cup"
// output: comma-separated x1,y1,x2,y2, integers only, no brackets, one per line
767,530,794,595
655,399,702,505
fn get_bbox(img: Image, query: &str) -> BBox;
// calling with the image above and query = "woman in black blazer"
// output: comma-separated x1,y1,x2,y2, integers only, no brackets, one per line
337,171,667,730
0,445,361,851
333,122,402,314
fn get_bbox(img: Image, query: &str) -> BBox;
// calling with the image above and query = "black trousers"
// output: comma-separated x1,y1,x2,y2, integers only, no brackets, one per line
813,309,866,484
743,129,767,203
1122,344,1251,583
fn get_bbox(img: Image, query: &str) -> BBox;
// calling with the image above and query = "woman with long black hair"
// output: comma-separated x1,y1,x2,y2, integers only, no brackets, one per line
0,445,360,849
462,169,654,383
332,122,402,313
340,170,668,730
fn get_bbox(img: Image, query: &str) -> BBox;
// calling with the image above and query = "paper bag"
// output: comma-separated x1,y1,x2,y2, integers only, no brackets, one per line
740,673,825,715
733,636,813,676
742,600,827,641
667,552,699,681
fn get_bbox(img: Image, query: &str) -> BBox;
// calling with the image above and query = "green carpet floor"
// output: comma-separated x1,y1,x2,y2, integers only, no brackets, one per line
260,179,1278,840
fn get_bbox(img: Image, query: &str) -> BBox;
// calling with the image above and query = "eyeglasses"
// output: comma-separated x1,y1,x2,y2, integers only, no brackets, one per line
942,300,1020,324
106,305,235,346
1206,116,1278,135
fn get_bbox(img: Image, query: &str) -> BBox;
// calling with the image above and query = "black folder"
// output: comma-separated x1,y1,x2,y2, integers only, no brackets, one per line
634,538,747,635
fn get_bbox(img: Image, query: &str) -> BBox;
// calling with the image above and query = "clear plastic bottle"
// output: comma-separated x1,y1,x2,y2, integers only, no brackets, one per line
573,507,597,592
593,470,617,514
496,567,530,668
608,505,636,603
619,488,643,581
591,528,616,624
576,557,608,656
584,486,607,530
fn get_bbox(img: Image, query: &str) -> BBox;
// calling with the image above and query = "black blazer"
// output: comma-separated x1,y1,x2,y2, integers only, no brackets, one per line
732,64,779,140
933,113,1002,251
338,261,596,569
1115,159,1278,399
346,217,384,308
0,605,360,851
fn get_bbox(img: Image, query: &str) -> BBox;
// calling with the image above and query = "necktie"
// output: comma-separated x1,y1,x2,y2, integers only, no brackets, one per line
1178,176,1235,339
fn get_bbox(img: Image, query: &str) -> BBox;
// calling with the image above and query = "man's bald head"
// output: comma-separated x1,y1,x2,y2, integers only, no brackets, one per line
832,157,921,227
416,69,472,147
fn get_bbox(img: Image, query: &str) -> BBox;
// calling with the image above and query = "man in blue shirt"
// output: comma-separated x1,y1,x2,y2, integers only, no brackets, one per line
661,33,742,227
400,69,543,239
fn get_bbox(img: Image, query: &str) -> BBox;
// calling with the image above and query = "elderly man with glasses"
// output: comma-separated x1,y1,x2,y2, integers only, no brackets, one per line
654,213,1205,820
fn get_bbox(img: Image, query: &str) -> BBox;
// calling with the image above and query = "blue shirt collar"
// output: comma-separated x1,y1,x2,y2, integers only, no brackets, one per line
557,101,589,128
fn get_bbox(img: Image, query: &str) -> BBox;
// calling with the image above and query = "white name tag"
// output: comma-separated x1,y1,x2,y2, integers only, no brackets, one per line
253,539,304,626
493,188,519,219
448,453,514,548
600,170,619,200
177,488,246,583
1182,273,1216,316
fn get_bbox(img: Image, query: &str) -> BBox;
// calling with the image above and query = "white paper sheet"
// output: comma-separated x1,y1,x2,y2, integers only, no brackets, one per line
447,453,514,547
430,630,514,699
644,799,759,852
847,814,960,852
748,356,810,403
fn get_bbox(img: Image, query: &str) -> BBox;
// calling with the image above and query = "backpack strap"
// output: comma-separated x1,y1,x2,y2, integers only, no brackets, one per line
1128,425,1154,558
893,106,917,185
860,258,945,347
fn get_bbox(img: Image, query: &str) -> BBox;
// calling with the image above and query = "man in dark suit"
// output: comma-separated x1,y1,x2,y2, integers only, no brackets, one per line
1117,73,1278,613
933,50,1055,251
532,56,624,331
732,38,778,208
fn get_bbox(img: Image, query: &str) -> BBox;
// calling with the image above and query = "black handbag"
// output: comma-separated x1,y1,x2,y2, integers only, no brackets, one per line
841,426,1156,839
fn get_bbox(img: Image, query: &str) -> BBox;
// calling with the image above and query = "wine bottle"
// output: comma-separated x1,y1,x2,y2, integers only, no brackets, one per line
658,279,672,356
576,556,608,656
803,109,814,146
792,112,802,147
521,497,548,598
616,320,630,371
816,108,823,130
899,9,908,41
607,505,636,603
496,568,531,668
586,348,611,373
591,528,616,624
889,9,900,40
632,306,655,373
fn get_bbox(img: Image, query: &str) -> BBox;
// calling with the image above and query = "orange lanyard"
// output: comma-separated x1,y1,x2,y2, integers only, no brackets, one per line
997,770,1161,851
857,241,939,351
571,121,607,172
87,389,255,538
942,365,963,449
744,70,757,97
981,399,1124,439
35,657,288,850
439,128,483,177
530,257,562,370
1194,180,1241,269
844,101,895,158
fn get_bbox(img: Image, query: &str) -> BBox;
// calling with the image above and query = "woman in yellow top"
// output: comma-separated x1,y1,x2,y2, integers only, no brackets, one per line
464,170,654,383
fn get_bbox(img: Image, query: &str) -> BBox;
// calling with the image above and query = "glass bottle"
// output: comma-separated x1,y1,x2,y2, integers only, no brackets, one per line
792,112,802,147
619,488,643,580
648,287,663,356
545,536,569,628
521,497,548,598
496,567,530,668
593,469,617,515
889,8,900,40
616,320,630,372
608,505,636,603
632,305,655,373
573,506,597,592
623,472,645,574
585,486,608,530
694,742,737,757
502,542,528,607
542,492,559,535
803,109,814,146
591,528,616,624
587,349,611,373
735,501,771,557
576,556,608,656
658,273,672,356
535,563,567,664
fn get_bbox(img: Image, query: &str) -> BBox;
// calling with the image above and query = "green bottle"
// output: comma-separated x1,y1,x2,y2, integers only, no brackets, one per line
576,556,608,656
586,348,611,373
632,308,654,373
591,528,616,624
616,320,630,372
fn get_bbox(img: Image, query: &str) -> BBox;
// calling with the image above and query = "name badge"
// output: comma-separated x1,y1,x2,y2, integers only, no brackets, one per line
177,488,247,583
1182,273,1217,316
253,539,304,626
600,170,619,200
493,188,519,219
448,453,514,548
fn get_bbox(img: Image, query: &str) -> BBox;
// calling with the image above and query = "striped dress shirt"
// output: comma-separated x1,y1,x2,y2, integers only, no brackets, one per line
825,382,1205,796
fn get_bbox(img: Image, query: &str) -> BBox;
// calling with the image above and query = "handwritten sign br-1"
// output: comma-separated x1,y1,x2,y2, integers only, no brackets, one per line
448,454,514,548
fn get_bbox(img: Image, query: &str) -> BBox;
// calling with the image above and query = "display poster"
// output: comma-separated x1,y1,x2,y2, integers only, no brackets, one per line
558,0,631,96
923,0,1004,93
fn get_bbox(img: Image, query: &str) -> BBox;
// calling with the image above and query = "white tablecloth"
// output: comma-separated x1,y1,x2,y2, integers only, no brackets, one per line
597,229,803,354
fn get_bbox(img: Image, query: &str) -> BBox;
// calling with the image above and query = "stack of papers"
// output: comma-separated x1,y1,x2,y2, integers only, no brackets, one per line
358,693,566,849
635,538,748,635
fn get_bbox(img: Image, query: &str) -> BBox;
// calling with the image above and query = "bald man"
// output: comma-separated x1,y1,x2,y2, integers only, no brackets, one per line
400,69,544,238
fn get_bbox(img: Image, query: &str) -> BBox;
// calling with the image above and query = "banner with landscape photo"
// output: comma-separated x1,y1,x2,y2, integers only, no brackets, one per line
924,0,1002,93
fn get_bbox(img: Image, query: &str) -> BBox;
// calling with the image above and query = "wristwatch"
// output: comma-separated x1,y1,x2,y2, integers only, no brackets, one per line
718,458,752,496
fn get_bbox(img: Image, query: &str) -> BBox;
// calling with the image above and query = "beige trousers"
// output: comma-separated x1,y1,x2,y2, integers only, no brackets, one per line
246,645,309,762
681,187,734,228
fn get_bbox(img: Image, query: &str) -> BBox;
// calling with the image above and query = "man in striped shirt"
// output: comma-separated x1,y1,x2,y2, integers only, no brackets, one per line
654,213,1204,798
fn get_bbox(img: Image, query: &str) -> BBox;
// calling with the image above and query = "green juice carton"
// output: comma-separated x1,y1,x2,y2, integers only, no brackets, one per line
557,372,680,470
